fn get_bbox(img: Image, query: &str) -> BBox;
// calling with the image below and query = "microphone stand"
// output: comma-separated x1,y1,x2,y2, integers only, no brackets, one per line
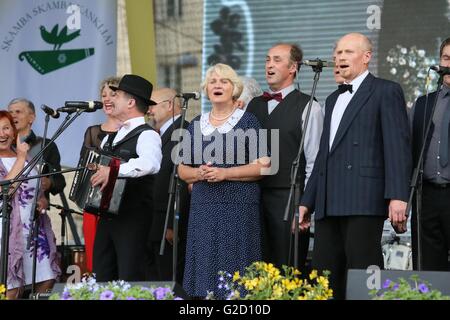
0,166,88,288
283,62,323,268
159,97,190,282
47,203,83,282
0,110,85,288
28,113,50,296
406,74,444,271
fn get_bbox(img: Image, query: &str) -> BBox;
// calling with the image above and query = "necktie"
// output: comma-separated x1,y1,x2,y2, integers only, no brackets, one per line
262,91,283,102
338,84,353,94
439,93,450,167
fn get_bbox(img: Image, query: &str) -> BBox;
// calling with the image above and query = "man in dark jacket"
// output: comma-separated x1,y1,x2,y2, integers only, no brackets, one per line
146,88,190,283
299,33,412,299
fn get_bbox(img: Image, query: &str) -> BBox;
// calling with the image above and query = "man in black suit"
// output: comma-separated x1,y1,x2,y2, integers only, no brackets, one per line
146,88,190,282
246,43,323,270
410,37,450,271
91,74,162,282
299,33,412,299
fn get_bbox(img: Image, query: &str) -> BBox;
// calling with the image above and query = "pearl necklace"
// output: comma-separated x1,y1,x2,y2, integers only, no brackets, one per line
209,107,236,121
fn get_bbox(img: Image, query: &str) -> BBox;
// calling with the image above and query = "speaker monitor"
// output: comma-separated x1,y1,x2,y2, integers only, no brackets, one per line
346,269,450,300
34,281,188,300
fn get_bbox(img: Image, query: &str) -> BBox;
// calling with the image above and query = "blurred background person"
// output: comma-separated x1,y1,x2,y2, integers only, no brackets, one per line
178,63,269,299
0,110,60,299
237,76,263,110
79,76,122,273
146,88,190,283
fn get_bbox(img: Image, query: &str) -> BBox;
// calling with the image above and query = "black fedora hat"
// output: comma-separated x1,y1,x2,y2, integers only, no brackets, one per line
109,74,157,106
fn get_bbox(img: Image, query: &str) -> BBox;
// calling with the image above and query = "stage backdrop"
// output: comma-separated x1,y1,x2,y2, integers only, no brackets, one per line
202,0,449,112
0,0,117,166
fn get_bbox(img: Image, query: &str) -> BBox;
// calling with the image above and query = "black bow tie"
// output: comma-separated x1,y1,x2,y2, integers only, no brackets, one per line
338,84,353,94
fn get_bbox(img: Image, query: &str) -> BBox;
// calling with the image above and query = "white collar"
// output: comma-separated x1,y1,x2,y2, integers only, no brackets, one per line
118,116,145,132
160,114,181,136
345,70,369,93
269,84,295,99
200,108,245,135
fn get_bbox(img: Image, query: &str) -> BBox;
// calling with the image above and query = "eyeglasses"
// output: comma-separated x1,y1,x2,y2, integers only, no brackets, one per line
155,99,170,105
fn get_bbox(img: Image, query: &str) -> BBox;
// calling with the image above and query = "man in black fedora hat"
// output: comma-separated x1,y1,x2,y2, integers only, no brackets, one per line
91,74,162,282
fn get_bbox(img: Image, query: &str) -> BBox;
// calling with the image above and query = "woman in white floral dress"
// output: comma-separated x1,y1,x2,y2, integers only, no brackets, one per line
0,111,60,299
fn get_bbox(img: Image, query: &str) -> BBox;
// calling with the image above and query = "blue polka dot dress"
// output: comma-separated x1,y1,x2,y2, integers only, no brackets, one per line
182,109,263,299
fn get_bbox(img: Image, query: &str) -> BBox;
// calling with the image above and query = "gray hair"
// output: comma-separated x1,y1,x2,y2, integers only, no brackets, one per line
8,98,35,114
238,77,262,108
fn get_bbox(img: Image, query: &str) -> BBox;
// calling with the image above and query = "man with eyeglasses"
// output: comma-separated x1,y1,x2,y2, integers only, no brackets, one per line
146,88,190,283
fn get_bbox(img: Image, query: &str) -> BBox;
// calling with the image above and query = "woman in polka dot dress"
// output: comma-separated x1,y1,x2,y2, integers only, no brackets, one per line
179,64,270,299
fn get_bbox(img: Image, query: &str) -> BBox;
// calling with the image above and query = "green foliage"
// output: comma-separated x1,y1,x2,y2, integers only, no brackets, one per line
49,275,182,300
370,275,450,300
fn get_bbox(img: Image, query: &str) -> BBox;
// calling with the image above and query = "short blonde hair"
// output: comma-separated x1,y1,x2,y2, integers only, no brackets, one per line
201,63,243,101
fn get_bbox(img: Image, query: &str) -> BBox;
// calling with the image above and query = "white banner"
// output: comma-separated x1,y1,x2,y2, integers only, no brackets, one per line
0,0,117,166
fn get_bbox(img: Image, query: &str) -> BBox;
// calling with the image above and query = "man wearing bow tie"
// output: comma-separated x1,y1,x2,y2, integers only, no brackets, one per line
299,33,412,299
90,74,162,282
246,43,323,271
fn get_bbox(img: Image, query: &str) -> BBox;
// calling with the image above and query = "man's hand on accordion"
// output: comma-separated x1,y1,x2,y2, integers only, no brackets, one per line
90,165,111,192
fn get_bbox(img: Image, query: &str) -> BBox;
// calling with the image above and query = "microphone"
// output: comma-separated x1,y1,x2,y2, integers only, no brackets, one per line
301,59,335,68
430,65,450,76
176,92,201,100
57,101,103,113
41,105,60,119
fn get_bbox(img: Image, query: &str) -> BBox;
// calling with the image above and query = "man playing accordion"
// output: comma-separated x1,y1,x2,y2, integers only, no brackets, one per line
90,74,162,282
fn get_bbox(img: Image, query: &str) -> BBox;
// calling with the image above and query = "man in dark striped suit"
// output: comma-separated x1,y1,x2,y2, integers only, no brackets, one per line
299,33,412,299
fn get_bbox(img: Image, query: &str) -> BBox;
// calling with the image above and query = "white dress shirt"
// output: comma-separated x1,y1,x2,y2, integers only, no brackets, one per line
100,116,162,177
159,114,181,137
329,70,369,149
268,84,324,184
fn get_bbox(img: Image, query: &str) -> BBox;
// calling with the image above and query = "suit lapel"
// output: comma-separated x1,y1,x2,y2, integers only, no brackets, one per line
330,73,375,154
161,117,183,147
322,90,339,155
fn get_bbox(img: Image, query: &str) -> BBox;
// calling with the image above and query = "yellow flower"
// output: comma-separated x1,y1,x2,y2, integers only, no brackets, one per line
222,261,332,300
309,269,318,280
244,278,259,291
317,276,329,287
272,284,283,299
0,284,6,294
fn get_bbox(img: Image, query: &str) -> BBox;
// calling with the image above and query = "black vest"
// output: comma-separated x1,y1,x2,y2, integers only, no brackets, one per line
246,89,312,189
103,124,155,216
412,92,437,167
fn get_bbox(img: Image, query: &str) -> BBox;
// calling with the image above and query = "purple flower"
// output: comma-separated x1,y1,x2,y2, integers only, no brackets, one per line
100,290,114,300
382,279,392,289
153,287,171,300
393,284,399,291
418,283,429,294
174,297,183,300
62,290,71,300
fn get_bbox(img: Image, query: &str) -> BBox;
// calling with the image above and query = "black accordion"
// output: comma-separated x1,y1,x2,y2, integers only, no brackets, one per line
70,148,125,216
